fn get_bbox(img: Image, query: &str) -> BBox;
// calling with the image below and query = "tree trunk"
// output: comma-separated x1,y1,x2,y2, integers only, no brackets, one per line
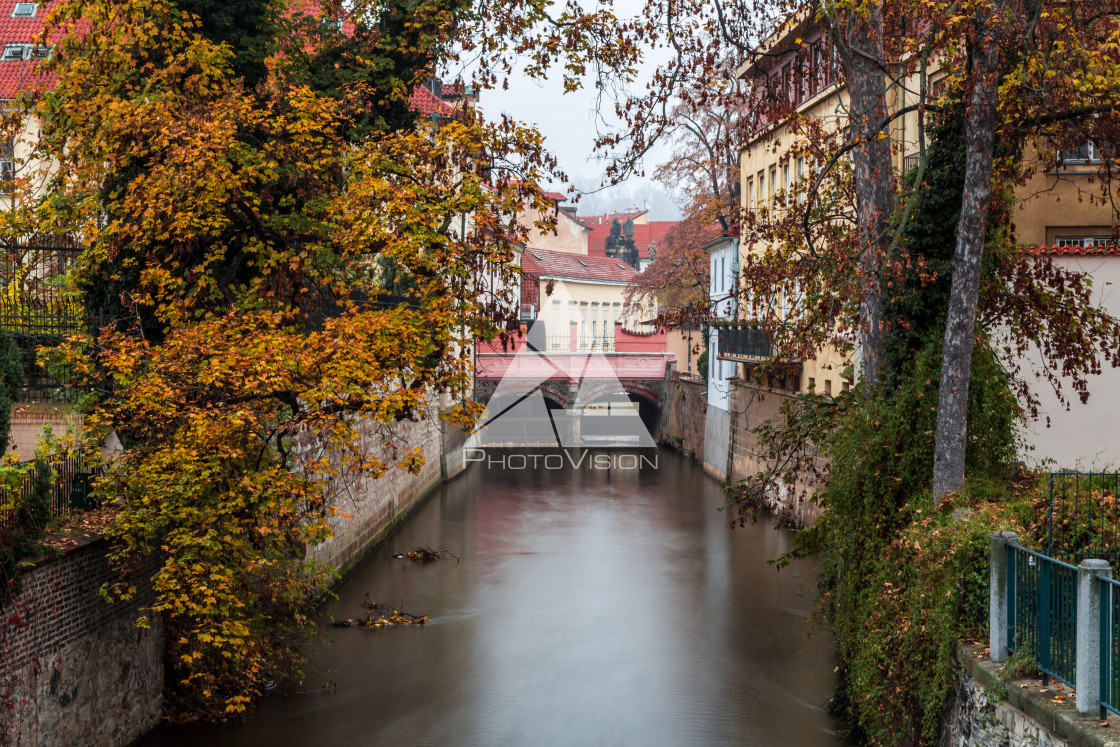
833,4,894,393
932,6,1002,500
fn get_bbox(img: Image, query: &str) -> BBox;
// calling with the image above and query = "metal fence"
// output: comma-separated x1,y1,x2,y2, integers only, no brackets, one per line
0,240,82,336
1046,471,1120,561
1007,543,1079,688
0,239,84,403
1099,575,1120,716
0,451,100,527
716,325,772,360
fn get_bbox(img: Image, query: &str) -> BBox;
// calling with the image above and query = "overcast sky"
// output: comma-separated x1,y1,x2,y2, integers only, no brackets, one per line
451,8,684,221
478,77,682,220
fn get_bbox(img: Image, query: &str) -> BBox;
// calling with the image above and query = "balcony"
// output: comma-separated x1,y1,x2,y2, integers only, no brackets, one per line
716,325,772,361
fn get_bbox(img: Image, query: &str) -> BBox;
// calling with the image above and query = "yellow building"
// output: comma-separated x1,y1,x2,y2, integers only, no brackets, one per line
732,16,1120,467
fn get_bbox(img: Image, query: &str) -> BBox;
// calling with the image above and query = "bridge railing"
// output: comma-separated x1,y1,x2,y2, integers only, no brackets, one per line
991,531,1115,717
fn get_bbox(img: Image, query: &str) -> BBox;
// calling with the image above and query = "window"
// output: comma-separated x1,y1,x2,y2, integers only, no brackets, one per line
769,166,776,203
746,178,753,209
1,44,26,61
0,137,14,190
11,3,36,17
1059,142,1108,166
796,157,805,203
782,164,790,195
811,44,822,94
29,44,50,60
781,63,792,104
1056,236,1114,247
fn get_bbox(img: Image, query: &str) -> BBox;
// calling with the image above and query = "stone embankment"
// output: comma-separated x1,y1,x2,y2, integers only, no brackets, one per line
944,642,1120,747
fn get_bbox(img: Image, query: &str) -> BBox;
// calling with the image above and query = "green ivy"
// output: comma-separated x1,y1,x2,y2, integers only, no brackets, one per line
812,340,1027,745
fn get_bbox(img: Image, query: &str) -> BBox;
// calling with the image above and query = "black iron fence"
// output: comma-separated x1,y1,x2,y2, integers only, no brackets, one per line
903,152,923,173
0,451,100,527
0,240,82,336
716,325,773,360
0,239,83,402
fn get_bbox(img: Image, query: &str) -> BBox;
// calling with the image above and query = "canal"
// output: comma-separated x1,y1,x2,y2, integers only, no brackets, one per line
143,447,841,746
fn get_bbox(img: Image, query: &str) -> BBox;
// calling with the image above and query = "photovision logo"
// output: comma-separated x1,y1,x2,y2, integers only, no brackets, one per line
465,321,658,471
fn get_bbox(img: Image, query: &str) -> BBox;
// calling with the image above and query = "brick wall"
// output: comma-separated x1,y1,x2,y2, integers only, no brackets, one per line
662,373,707,461
307,404,445,576
727,381,825,527
0,541,163,747
7,406,81,460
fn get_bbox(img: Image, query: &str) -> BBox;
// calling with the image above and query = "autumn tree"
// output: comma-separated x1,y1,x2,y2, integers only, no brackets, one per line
5,0,579,717
624,95,747,326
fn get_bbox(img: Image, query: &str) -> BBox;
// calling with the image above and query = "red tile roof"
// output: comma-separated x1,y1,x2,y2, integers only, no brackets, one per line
585,217,679,259
408,84,453,116
1029,244,1120,256
522,247,638,283
0,0,56,100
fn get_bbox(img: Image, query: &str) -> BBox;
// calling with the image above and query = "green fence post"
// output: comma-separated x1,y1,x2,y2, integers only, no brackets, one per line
1041,559,1052,684
1101,579,1111,721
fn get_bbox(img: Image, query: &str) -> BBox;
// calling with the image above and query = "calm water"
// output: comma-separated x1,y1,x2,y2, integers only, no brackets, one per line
142,447,841,746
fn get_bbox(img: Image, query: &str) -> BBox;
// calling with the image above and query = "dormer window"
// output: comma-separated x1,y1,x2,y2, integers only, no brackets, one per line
12,3,37,17
29,44,50,60
1,44,27,61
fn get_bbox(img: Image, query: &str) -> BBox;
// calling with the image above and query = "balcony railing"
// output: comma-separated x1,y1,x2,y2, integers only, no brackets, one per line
902,152,922,173
0,240,84,403
0,242,82,336
716,325,772,361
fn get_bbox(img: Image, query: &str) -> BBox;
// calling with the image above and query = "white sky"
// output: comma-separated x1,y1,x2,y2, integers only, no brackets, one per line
450,2,683,220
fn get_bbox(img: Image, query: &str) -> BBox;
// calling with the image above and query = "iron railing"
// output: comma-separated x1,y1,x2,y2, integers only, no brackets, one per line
716,325,772,360
902,152,923,173
1100,575,1120,715
1046,471,1120,561
1008,543,1079,688
0,451,100,527
0,240,84,402
0,241,82,336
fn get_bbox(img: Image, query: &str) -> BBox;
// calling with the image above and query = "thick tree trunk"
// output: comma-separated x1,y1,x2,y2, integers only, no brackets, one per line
834,4,894,393
932,7,1002,500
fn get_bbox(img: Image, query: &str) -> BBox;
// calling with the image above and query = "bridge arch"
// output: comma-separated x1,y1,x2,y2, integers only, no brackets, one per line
573,381,662,441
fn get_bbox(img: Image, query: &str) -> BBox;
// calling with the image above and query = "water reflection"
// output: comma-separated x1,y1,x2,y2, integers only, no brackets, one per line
141,447,840,746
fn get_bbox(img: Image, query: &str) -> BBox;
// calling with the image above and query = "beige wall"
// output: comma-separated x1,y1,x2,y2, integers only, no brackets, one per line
519,206,588,255
537,277,657,352
1020,256,1120,468
1016,147,1117,246
665,327,701,374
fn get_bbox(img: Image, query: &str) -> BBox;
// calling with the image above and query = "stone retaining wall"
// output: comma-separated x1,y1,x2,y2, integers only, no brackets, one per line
943,643,1120,747
307,405,446,577
0,540,163,747
662,373,706,461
